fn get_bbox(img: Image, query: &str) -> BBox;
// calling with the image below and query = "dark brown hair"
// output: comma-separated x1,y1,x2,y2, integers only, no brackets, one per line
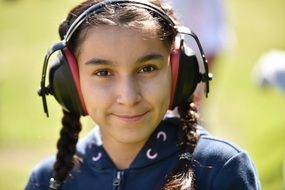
50,0,198,189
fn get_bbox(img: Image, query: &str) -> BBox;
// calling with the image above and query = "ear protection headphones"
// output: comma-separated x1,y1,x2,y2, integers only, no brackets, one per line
38,0,212,117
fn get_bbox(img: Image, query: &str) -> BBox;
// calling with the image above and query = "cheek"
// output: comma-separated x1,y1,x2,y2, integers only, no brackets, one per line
80,76,95,114
160,71,172,106
142,68,172,107
79,72,111,114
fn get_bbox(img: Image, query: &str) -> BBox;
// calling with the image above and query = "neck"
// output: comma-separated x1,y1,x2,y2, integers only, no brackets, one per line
102,136,147,170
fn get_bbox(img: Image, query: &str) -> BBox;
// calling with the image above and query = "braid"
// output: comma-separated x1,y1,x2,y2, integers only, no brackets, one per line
49,110,82,190
177,100,198,151
162,99,199,190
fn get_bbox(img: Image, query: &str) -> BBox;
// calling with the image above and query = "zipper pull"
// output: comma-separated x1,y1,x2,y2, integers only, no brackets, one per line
113,171,123,187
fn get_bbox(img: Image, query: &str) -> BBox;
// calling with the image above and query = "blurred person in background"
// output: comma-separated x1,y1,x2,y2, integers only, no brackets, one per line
164,0,235,108
252,50,285,93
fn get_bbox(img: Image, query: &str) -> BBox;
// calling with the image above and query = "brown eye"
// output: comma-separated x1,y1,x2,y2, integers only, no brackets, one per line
94,70,112,77
138,65,157,73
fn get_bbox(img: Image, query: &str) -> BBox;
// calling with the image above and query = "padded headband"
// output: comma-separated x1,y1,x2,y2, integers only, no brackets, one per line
64,0,176,42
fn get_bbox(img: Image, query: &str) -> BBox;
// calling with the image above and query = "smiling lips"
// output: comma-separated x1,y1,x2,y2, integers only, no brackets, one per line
112,112,148,122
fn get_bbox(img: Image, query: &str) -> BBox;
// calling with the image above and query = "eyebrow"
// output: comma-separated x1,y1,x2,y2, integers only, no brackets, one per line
85,58,111,65
136,53,164,64
84,53,165,66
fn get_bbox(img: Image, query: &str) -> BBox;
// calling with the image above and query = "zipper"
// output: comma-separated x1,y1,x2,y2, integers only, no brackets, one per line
113,170,124,190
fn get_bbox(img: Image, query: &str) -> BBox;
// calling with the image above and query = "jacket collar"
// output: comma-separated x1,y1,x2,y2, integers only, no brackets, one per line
77,117,181,171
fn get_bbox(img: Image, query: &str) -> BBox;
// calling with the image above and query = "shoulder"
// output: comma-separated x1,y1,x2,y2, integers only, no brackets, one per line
25,156,55,190
194,127,244,162
25,129,99,190
193,126,261,190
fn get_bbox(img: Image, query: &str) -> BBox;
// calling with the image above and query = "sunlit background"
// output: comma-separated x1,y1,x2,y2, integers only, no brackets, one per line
0,0,284,189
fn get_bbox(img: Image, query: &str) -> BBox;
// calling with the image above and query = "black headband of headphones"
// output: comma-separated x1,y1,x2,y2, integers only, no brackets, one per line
65,0,176,41
38,0,212,117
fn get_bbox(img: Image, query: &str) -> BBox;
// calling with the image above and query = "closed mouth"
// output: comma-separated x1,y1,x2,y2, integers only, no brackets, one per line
112,112,148,122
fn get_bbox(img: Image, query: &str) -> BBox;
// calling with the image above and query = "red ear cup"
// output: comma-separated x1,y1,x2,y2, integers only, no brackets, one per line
170,39,200,109
170,39,181,109
49,48,87,116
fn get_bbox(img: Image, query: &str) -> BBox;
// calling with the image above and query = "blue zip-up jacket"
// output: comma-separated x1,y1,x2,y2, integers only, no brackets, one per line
25,118,261,189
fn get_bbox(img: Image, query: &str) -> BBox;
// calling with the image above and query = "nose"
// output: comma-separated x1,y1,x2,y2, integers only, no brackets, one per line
116,76,142,106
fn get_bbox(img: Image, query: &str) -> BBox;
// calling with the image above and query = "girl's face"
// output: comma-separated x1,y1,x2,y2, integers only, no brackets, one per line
77,25,171,147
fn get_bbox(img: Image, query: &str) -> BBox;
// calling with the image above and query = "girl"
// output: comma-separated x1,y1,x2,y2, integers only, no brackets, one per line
26,0,261,189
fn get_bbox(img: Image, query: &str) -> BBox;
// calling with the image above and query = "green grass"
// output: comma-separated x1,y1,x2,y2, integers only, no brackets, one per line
0,0,285,189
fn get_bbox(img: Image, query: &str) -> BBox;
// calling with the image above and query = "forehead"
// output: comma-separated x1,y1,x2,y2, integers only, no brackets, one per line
76,25,170,65
76,24,169,55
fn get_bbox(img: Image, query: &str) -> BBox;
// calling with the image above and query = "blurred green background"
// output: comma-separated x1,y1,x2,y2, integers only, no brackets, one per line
0,0,284,189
